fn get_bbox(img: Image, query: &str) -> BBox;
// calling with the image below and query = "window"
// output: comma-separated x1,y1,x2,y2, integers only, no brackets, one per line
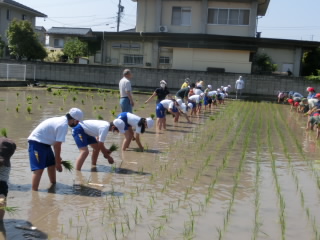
22,14,27,20
208,8,250,25
54,39,64,48
123,55,143,65
159,56,170,64
6,9,10,20
172,7,191,26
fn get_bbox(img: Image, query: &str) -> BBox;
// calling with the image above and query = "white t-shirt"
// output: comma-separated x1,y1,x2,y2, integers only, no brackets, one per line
308,98,318,109
28,116,69,145
235,79,244,89
194,88,203,95
223,86,230,92
80,120,110,142
179,103,188,113
208,91,217,97
126,113,143,134
119,76,132,97
160,99,174,109
189,95,201,103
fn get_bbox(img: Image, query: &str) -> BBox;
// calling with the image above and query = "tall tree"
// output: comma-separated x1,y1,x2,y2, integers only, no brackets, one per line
63,38,88,63
7,19,47,60
302,48,320,76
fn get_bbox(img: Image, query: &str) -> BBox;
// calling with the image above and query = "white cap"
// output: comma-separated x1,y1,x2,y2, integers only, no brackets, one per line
69,108,83,121
200,93,205,98
208,85,212,89
176,99,183,106
188,103,193,109
160,80,167,85
228,85,231,87
113,119,125,133
221,86,224,88
146,117,154,129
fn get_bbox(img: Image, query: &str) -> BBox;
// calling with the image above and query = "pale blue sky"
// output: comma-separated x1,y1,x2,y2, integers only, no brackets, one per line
17,0,320,42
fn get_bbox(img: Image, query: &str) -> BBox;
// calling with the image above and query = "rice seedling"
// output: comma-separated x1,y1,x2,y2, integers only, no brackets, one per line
98,105,103,110
27,106,32,114
61,160,74,172
15,106,19,113
0,128,7,138
81,99,85,105
47,87,52,92
97,114,103,120
110,109,116,116
109,143,119,152
150,113,155,119
72,96,77,103
0,206,19,216
60,107,64,111
16,92,19,97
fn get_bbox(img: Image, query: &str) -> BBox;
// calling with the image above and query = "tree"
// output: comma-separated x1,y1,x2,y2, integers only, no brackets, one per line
301,48,320,76
252,53,277,74
7,19,47,60
0,36,5,57
63,38,88,63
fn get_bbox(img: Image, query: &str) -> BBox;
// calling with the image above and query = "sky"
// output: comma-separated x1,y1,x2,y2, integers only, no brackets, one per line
16,0,320,42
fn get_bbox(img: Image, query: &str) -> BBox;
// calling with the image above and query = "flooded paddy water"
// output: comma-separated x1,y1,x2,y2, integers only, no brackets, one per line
1,87,320,240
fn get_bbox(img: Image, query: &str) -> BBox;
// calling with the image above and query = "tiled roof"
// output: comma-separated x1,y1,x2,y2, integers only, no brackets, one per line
2,0,47,17
47,27,92,36
35,26,46,32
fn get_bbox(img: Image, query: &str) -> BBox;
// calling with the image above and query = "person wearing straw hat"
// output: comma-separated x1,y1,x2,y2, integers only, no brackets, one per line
0,137,16,220
113,112,154,151
145,80,171,105
71,120,120,170
27,108,83,191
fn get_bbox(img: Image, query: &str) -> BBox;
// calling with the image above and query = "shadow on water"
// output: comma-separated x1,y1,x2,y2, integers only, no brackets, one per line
1,219,48,240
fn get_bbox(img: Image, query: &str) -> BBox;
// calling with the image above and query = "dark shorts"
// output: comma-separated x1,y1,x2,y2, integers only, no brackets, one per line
156,103,166,118
188,101,196,109
72,124,98,148
0,181,8,197
28,140,55,171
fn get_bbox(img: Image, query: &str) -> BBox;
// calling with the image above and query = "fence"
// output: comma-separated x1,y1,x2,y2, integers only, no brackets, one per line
0,63,26,81
0,60,318,97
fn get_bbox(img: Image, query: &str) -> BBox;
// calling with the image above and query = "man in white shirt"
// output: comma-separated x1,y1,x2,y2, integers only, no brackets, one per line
72,120,119,170
119,69,134,113
28,108,83,191
235,76,245,99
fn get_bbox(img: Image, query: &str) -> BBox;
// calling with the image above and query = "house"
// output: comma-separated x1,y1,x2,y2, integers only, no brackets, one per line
0,0,46,44
91,0,318,77
35,26,46,46
47,27,94,50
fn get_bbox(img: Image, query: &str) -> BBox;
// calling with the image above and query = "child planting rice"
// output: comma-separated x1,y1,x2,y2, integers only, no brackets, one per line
155,99,180,130
113,112,154,151
0,137,16,220
72,120,120,170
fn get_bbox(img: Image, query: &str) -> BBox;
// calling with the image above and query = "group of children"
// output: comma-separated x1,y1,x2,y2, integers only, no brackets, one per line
278,87,320,139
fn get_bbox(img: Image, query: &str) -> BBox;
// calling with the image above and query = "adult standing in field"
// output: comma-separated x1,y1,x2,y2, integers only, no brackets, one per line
235,76,245,99
145,80,171,105
72,120,119,171
113,112,154,151
175,83,196,103
28,108,83,191
119,69,134,113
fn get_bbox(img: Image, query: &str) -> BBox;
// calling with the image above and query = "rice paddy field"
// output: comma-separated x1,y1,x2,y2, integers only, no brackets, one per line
0,87,320,240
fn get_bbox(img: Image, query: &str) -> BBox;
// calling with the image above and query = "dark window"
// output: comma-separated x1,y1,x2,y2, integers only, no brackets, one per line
123,55,143,65
159,56,170,64
172,7,191,26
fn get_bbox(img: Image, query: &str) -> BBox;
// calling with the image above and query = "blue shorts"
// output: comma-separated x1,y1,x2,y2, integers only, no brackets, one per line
116,112,130,131
156,103,166,118
188,101,196,109
28,140,55,171
72,124,97,148
120,97,132,113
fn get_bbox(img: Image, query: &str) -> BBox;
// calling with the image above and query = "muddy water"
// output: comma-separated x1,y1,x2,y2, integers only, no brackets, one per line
1,88,320,240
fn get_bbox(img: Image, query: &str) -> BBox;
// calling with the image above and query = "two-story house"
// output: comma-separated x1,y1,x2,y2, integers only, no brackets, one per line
93,0,319,76
0,0,46,43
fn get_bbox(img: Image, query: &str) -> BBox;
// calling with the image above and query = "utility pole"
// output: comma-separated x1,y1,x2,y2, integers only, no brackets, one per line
117,0,124,32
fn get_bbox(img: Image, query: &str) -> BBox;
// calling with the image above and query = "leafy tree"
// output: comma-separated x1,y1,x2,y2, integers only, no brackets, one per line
252,53,277,74
44,49,64,62
7,19,47,60
0,36,5,57
63,38,88,63
301,48,320,76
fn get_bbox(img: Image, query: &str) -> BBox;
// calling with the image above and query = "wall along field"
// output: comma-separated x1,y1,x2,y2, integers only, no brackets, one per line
0,88,320,240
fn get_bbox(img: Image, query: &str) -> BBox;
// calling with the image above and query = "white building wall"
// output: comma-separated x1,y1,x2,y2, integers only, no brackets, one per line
172,48,252,73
